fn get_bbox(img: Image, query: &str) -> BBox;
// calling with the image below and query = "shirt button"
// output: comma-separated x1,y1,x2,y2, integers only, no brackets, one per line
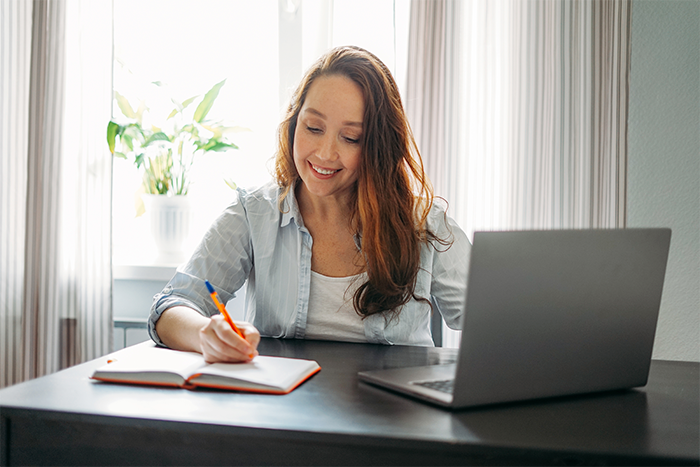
163,285,173,295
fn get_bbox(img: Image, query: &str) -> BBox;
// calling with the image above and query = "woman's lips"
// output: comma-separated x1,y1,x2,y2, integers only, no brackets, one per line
310,162,340,176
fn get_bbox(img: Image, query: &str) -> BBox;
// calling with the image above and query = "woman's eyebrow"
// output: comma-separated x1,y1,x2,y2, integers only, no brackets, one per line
304,107,363,128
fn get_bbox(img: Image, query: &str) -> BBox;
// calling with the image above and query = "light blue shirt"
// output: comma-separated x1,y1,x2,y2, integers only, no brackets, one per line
149,182,471,347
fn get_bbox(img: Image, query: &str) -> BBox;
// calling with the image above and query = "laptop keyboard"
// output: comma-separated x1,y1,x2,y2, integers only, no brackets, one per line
413,378,454,394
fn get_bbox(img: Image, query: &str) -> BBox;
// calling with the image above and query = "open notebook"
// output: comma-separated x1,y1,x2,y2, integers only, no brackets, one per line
92,342,320,394
359,229,671,409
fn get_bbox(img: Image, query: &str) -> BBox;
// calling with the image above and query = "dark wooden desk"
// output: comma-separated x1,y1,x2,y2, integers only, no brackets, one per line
1,339,698,466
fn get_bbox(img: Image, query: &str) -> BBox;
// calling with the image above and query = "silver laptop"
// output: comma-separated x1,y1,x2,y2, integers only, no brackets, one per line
358,229,671,409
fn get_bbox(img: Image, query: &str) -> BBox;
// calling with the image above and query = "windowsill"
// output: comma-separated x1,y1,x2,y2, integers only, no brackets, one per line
112,243,189,281
113,263,178,281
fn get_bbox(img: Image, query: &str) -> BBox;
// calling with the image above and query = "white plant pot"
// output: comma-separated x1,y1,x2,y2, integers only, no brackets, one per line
142,194,193,263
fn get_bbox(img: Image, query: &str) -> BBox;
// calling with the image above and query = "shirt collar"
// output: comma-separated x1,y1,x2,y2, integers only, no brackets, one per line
280,184,304,230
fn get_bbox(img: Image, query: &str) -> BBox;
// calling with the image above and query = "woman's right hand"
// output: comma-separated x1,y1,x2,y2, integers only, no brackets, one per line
156,306,260,363
198,314,260,363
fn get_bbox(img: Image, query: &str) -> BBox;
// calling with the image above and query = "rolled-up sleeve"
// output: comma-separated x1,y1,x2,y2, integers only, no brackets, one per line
427,206,471,330
148,189,254,347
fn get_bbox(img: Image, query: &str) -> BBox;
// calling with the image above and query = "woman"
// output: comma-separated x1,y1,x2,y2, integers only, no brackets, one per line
149,46,471,363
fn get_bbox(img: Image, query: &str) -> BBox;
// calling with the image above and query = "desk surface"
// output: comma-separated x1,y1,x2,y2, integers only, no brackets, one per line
1,338,698,466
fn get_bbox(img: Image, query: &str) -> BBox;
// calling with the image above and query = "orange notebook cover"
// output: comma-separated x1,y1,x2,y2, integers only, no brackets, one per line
91,343,320,394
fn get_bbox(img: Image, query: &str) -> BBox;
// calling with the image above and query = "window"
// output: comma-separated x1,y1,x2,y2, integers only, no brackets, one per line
111,0,407,266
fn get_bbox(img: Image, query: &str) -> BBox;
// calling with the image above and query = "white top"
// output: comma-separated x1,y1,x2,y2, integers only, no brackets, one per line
305,271,368,342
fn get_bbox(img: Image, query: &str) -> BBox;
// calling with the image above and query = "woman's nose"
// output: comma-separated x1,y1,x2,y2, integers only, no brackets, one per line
317,135,338,161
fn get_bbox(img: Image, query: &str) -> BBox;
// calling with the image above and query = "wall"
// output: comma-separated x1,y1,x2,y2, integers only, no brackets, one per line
628,0,699,361
112,279,164,351
112,273,246,351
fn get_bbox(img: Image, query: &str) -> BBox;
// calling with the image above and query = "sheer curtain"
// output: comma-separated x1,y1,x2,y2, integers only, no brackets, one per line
0,0,113,388
406,0,632,347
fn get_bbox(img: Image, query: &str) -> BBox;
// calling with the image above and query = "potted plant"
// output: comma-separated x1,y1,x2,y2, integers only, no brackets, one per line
106,79,243,260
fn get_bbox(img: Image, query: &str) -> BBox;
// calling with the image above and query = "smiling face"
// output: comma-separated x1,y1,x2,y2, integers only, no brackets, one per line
293,74,365,206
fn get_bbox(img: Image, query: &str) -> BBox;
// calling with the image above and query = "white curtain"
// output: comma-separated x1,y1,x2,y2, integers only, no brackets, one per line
407,0,632,347
0,0,113,388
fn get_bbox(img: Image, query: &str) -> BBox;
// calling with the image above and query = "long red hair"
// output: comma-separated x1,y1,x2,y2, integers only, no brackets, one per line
275,46,445,319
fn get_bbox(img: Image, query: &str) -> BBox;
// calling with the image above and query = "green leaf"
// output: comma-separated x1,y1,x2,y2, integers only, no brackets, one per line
181,124,199,140
114,151,127,159
203,141,239,152
144,132,170,147
115,91,136,119
122,133,134,152
122,123,145,146
193,79,225,123
224,178,237,190
166,95,189,120
181,95,198,109
107,121,120,154
196,138,216,151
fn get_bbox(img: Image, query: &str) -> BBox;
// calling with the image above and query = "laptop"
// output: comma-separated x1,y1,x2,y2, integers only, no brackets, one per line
358,228,672,409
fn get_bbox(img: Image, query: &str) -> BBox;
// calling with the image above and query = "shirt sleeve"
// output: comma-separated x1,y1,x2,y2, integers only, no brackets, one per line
148,189,254,346
427,204,471,331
